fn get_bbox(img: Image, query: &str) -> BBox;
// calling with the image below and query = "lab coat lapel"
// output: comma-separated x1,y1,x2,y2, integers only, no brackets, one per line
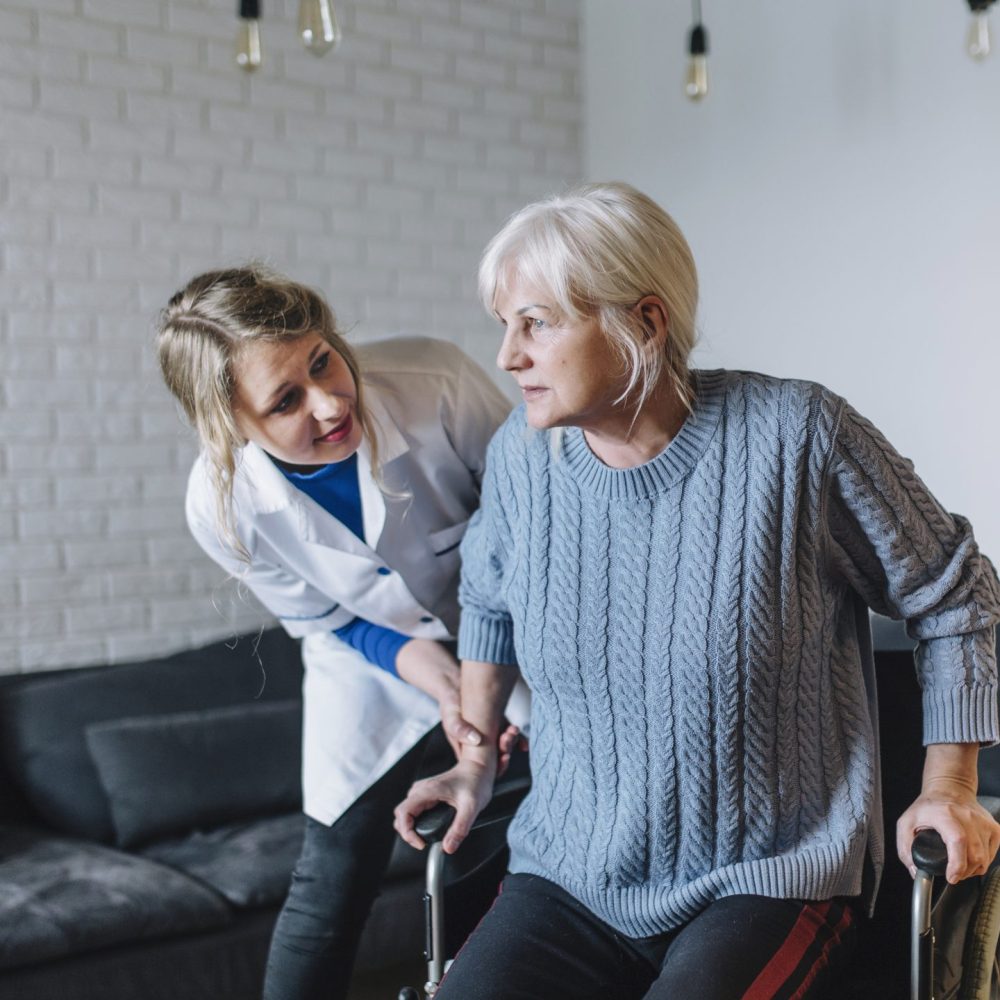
238,442,370,556
357,388,409,551
236,443,296,515
356,439,385,549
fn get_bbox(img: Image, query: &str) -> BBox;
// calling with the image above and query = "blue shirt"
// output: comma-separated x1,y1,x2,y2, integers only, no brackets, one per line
279,455,409,675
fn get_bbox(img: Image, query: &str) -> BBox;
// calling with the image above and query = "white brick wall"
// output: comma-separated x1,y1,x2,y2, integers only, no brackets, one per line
0,0,582,673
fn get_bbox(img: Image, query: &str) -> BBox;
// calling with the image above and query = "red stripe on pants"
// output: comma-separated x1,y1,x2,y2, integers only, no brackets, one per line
741,901,849,999
786,907,854,1000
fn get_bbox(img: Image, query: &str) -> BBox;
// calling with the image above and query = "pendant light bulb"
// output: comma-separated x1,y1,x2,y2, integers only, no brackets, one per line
966,0,996,60
236,19,262,71
299,0,341,56
685,23,709,101
967,9,992,59
236,0,262,72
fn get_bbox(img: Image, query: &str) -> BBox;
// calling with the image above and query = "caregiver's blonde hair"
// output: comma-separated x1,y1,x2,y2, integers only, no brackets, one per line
157,265,382,558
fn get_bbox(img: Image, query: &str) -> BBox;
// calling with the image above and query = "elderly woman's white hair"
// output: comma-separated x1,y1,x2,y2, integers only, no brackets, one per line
478,181,699,413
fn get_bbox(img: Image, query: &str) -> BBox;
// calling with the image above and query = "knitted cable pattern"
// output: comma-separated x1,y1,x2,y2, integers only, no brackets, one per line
794,388,840,843
740,376,784,862
458,370,1000,938
676,449,722,882
775,383,810,853
646,485,683,883
710,394,746,869
606,494,654,885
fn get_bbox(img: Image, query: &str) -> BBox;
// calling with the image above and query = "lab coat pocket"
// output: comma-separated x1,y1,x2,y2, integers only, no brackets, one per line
428,518,469,557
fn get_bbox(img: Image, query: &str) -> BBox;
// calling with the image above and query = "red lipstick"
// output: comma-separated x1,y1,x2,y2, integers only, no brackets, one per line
316,413,353,444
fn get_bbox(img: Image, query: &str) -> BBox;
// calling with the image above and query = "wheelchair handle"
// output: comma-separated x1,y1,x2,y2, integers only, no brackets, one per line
912,828,948,878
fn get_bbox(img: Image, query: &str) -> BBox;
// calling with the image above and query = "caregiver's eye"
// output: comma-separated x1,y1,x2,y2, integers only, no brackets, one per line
271,390,299,414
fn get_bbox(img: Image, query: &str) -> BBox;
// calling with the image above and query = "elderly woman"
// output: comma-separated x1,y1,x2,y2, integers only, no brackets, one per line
395,182,1000,1000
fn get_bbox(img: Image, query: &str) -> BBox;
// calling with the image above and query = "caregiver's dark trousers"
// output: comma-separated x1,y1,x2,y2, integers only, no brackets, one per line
262,727,446,1000
434,873,858,1000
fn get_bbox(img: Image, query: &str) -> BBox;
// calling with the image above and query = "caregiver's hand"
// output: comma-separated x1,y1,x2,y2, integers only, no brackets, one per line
396,639,483,758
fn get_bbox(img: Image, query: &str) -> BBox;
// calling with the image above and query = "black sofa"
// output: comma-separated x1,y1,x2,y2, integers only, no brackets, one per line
0,628,434,1000
1,620,995,1000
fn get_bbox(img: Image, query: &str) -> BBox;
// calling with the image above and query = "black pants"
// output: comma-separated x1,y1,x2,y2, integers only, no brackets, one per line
434,873,858,1000
262,727,449,1000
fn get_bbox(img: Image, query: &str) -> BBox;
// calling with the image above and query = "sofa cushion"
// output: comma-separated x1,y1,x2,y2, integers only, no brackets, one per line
0,628,302,842
141,813,305,908
86,700,302,849
0,909,281,1000
0,825,232,971
139,811,430,912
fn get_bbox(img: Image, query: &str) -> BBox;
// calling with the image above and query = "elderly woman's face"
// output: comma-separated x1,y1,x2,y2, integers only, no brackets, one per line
493,275,624,432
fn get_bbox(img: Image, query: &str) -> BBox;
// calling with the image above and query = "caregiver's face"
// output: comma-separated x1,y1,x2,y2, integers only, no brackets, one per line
493,275,624,432
231,333,363,471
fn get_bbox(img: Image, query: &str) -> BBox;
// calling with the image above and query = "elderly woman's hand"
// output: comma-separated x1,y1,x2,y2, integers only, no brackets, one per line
896,744,1000,884
393,758,495,854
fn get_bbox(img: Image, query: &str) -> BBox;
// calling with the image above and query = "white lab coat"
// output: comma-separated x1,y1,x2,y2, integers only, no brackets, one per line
186,337,513,825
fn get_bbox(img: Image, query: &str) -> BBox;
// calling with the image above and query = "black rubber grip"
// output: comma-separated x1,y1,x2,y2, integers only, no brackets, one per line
912,828,948,877
413,775,532,844
415,802,457,843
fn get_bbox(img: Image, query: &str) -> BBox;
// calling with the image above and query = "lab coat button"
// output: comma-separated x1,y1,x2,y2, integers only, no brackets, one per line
377,567,391,576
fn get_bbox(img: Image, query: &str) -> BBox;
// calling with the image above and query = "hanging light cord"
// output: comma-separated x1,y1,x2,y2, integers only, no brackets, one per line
684,0,709,99
688,0,707,57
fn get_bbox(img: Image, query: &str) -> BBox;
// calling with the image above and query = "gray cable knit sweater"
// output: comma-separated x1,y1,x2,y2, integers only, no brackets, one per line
457,369,1000,938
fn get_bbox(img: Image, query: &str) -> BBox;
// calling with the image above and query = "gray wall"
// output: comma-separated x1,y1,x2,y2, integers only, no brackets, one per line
583,0,999,564
1,0,582,673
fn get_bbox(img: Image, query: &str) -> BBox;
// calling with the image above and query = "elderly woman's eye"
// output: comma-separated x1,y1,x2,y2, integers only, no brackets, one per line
531,317,546,331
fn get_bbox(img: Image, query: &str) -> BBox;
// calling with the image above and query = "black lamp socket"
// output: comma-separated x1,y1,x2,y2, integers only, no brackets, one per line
688,23,708,56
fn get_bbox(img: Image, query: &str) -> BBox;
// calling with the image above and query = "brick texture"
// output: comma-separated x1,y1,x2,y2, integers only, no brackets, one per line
0,0,582,673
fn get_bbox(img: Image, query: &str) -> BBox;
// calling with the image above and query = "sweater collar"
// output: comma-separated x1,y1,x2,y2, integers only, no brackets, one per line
560,369,728,499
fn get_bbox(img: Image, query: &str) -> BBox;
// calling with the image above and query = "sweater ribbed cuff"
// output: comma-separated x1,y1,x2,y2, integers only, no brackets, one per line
922,684,999,746
458,613,517,666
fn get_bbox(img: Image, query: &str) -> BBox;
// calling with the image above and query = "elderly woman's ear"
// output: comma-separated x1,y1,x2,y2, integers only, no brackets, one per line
634,295,670,347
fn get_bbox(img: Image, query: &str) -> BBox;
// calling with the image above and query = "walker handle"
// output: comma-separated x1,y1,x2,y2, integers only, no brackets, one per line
413,774,532,845
415,803,457,844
